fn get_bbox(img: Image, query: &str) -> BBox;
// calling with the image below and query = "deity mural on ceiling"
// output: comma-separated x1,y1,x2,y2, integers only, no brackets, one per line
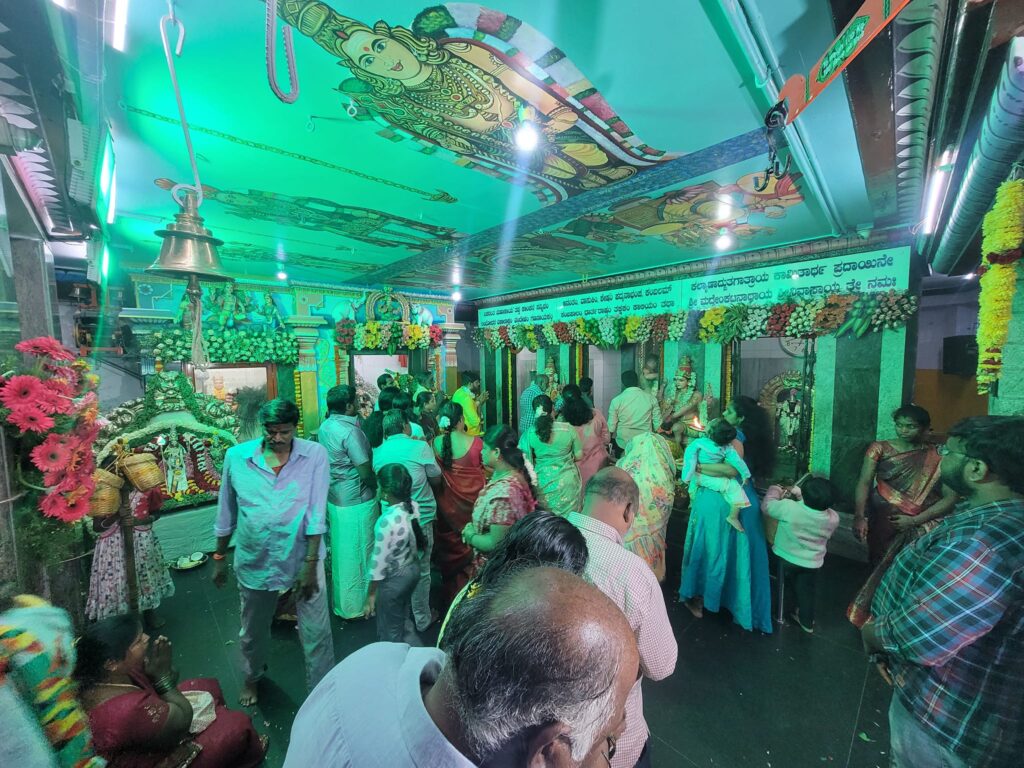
277,1,669,203
218,244,379,277
556,173,805,249
155,179,460,252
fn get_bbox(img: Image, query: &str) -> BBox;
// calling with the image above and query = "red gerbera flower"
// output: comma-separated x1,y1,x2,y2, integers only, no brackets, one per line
7,406,55,434
0,375,44,410
16,337,75,361
31,436,73,474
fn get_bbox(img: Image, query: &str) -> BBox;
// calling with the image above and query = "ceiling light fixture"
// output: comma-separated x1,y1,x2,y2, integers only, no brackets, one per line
715,228,733,251
111,0,130,52
921,149,954,235
716,199,732,221
106,168,117,224
276,270,288,281
146,3,231,370
515,122,539,152
452,289,463,302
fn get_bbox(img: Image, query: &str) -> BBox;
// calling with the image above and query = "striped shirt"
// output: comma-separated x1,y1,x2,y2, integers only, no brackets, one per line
568,512,677,768
872,498,1024,768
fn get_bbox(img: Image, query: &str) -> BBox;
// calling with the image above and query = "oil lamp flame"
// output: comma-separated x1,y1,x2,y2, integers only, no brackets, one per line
692,416,704,431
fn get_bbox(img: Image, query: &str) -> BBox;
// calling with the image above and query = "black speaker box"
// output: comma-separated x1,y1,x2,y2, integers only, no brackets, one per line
942,335,978,377
454,303,478,323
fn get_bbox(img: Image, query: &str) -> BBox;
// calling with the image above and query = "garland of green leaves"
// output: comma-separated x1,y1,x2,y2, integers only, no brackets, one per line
472,290,918,351
143,328,299,365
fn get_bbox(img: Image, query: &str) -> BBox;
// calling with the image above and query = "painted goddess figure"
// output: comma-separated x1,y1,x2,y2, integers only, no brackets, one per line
277,1,666,199
660,356,703,443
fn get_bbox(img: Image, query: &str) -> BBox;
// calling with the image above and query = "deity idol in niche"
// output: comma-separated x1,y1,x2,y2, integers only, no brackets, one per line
277,1,663,198
544,357,562,402
778,388,802,452
660,356,703,443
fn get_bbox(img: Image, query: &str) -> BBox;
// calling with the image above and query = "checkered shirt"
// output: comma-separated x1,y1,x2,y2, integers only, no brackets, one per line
567,512,677,768
517,383,543,436
872,498,1024,768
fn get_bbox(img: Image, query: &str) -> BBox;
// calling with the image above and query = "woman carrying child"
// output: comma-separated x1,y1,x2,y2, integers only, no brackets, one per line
363,464,426,646
681,418,751,533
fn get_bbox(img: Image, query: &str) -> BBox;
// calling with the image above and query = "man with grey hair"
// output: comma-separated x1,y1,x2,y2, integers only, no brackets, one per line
569,467,677,768
519,372,550,435
284,565,640,767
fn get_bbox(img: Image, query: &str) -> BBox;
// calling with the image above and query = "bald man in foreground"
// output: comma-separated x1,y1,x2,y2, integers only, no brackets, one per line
284,565,640,767
569,467,678,768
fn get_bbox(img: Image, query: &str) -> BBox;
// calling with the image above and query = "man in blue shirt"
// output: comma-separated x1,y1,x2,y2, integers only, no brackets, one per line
214,398,335,707
518,373,548,436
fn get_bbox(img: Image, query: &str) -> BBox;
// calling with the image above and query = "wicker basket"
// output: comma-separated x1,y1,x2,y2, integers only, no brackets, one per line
119,453,164,492
88,468,124,518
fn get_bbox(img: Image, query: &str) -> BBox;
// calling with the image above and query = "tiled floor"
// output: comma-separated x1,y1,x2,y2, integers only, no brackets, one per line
159,518,892,768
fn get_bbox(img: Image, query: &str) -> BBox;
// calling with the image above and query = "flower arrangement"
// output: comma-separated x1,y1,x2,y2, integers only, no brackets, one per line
698,307,727,342
429,324,444,346
145,328,299,365
497,325,517,350
766,303,796,336
402,322,430,350
0,338,100,523
740,305,771,339
471,291,919,349
335,319,356,348
870,290,918,331
786,298,826,337
553,321,574,345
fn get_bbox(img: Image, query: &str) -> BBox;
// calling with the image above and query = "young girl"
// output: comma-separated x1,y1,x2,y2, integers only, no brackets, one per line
363,463,426,645
681,418,751,532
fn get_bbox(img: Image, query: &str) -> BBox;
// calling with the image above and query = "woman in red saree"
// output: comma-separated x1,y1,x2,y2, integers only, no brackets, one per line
76,615,266,768
432,401,486,609
847,405,957,628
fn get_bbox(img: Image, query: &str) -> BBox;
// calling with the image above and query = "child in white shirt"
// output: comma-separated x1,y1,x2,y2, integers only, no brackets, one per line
762,476,839,633
681,419,751,532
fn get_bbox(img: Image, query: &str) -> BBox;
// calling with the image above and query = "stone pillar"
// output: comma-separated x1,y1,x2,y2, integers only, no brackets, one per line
810,336,837,474
441,323,464,394
990,264,1024,415
285,316,328,438
11,238,57,341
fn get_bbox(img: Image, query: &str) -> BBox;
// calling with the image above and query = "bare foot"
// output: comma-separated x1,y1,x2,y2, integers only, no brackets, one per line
726,516,745,533
240,679,259,707
683,598,703,619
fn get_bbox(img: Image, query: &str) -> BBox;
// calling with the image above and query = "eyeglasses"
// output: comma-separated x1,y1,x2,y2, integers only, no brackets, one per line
601,734,617,766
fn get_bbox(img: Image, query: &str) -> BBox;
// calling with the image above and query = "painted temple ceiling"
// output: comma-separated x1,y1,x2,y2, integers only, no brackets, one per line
89,0,896,300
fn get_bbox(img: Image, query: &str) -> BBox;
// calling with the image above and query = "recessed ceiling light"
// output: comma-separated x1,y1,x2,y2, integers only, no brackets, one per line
452,289,463,302
276,270,288,281
515,123,539,152
715,229,733,251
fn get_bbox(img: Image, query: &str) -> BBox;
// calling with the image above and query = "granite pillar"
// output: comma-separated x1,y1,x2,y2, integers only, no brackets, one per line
829,332,883,507
11,238,57,341
441,323,464,394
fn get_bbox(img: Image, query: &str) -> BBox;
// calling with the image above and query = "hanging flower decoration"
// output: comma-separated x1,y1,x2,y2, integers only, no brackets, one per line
335,320,444,351
982,179,1024,264
497,325,517,350
0,337,100,523
429,324,444,346
623,315,653,344
541,323,560,347
598,317,622,347
715,305,747,344
977,263,1018,392
698,307,727,342
667,311,689,340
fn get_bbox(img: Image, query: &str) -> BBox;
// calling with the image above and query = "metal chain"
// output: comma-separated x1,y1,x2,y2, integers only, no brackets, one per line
265,0,300,103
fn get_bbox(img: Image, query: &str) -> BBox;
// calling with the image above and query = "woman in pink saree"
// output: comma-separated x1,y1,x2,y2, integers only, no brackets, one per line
559,384,610,489
847,405,957,627
616,432,677,581
77,615,266,768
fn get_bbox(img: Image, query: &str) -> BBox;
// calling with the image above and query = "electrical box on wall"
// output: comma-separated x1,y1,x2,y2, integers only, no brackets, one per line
942,335,978,377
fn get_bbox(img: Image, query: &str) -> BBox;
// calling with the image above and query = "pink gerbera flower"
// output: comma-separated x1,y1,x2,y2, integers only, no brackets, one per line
38,489,89,522
16,337,75,361
7,406,55,434
0,375,44,410
31,436,73,474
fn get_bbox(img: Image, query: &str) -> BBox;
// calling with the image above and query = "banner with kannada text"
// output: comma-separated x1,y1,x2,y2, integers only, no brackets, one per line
478,247,909,327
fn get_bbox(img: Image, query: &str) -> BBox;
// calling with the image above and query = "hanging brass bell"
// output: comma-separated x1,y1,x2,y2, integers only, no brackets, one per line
148,189,231,283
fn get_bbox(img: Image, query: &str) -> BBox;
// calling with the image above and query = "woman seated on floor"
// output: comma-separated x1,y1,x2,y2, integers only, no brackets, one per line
75,614,268,768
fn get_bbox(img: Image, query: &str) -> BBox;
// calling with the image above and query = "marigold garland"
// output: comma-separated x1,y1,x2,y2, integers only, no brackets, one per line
977,263,1019,393
698,307,727,342
982,179,1024,264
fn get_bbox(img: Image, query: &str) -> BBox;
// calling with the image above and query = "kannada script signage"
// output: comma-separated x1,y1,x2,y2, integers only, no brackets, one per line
477,247,909,327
